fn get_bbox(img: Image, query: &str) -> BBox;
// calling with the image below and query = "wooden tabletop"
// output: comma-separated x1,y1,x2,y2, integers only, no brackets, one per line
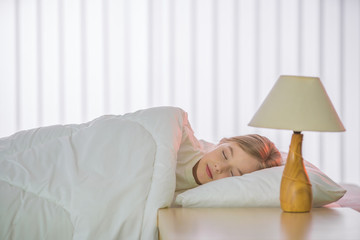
157,207,360,240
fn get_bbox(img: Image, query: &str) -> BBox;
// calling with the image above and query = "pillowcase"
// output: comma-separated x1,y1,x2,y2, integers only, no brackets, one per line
175,155,346,208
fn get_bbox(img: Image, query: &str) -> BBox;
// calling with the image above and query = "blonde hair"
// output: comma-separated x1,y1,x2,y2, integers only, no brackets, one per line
220,134,282,169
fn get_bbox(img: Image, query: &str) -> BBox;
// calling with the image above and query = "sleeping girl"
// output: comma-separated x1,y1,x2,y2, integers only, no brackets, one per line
0,106,283,240
175,119,282,191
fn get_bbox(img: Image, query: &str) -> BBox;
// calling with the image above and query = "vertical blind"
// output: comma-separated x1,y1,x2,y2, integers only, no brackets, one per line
0,0,359,185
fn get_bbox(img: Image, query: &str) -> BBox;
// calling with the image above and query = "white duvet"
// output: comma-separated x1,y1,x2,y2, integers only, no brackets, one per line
0,107,187,240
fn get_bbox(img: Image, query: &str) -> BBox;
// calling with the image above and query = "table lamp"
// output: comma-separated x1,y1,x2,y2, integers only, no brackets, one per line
248,75,345,213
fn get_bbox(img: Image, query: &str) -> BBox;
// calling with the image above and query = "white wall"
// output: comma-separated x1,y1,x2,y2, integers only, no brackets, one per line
0,0,359,185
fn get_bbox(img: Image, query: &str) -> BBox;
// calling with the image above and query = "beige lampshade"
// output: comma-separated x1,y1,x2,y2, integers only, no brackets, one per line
248,75,345,132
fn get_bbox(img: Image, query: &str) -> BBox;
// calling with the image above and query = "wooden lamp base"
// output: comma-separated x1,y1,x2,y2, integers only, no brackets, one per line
280,132,312,212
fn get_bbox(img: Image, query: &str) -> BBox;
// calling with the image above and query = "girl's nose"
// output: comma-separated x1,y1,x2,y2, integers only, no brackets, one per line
214,162,229,174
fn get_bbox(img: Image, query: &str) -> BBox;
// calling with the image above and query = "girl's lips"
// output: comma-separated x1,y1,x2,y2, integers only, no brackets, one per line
206,164,213,179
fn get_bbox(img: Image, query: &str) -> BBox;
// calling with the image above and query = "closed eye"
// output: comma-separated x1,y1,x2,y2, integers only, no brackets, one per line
222,150,233,176
222,150,227,160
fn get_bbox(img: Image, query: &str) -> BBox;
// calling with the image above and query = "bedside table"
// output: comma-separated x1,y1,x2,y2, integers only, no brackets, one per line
157,207,360,240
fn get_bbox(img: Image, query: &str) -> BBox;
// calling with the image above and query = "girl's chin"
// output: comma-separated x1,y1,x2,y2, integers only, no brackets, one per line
192,160,202,185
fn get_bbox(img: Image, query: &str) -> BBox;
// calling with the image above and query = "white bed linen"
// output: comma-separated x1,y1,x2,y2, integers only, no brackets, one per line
0,107,187,240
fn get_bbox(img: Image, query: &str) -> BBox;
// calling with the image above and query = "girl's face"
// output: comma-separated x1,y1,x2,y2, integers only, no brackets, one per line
193,142,260,185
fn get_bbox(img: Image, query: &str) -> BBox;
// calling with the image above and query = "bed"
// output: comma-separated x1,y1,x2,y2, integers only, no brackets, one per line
1,106,359,240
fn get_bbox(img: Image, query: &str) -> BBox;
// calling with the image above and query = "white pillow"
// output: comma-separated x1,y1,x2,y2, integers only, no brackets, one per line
175,157,346,208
